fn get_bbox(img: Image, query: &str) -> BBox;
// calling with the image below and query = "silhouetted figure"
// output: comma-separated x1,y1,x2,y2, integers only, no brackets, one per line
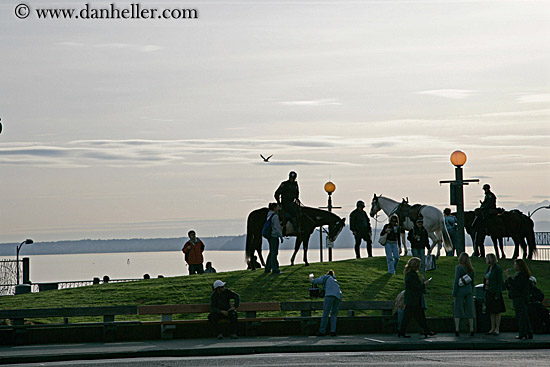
265,202,284,274
274,171,300,233
182,230,205,275
208,280,240,340
205,262,217,273
102,275,110,284
506,259,533,339
350,200,373,258
143,274,151,279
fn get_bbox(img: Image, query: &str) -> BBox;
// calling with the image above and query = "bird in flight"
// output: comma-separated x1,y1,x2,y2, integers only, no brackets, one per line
260,154,273,162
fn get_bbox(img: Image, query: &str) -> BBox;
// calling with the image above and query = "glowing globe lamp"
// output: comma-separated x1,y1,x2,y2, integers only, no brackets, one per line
450,150,467,167
324,181,336,194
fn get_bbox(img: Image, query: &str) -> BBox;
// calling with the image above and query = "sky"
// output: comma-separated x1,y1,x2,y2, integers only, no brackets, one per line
1,0,549,243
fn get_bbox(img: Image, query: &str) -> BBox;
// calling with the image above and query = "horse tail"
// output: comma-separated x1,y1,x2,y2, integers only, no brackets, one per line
525,215,537,259
245,211,256,263
441,217,453,253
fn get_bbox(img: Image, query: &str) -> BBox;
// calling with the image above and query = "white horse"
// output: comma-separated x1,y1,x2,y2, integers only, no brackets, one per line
369,194,453,257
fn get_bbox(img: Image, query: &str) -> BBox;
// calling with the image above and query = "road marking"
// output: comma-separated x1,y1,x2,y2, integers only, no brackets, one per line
363,338,385,343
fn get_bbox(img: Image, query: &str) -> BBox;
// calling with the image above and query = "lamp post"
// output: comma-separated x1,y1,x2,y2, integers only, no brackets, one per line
16,239,33,284
319,181,341,262
440,151,478,256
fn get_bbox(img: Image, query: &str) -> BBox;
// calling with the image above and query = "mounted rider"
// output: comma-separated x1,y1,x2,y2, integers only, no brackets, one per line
475,183,501,234
480,184,497,210
274,171,301,234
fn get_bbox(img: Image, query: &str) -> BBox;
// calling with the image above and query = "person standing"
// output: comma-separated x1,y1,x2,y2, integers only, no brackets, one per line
312,270,342,337
182,230,205,275
484,253,505,335
444,208,459,256
505,259,533,339
208,280,240,340
265,202,284,274
381,215,401,275
407,218,430,274
452,252,476,336
274,171,300,233
398,257,436,338
350,200,373,258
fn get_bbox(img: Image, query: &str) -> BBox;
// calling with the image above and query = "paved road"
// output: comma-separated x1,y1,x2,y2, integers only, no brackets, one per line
2,333,549,365
5,350,550,367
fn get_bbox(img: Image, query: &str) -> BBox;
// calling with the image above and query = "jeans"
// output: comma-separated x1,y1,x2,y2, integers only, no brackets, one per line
208,310,238,335
189,264,204,275
265,236,280,273
319,295,341,333
411,248,425,274
354,230,372,258
385,241,400,274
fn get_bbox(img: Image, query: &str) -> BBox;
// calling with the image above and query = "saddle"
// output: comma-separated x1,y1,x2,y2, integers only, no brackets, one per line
398,202,424,228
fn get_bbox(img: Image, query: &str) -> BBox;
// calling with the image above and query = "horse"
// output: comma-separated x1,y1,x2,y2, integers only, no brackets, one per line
472,208,537,260
369,194,453,257
245,206,346,269
463,210,506,259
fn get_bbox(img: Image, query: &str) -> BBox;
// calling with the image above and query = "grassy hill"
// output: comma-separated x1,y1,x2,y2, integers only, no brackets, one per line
1,256,549,321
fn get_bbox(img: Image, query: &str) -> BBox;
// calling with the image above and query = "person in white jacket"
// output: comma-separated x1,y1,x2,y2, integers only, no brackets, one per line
265,202,284,274
312,270,342,336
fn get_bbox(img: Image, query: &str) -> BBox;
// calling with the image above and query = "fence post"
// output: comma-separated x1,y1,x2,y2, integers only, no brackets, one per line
22,257,30,284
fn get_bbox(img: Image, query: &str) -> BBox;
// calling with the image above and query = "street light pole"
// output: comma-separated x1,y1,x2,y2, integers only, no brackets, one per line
16,239,33,284
320,182,341,262
440,151,478,256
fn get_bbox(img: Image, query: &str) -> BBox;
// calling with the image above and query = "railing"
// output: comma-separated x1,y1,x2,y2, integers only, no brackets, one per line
1,278,142,296
535,232,550,246
534,247,550,261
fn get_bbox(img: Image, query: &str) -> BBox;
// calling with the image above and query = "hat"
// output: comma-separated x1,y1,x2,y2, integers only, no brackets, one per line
289,171,297,178
213,280,226,289
356,200,365,207
529,276,536,284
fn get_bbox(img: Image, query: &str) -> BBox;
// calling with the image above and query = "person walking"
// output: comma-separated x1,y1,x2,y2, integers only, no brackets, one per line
407,217,430,274
208,280,240,340
182,230,205,275
484,253,505,335
350,200,373,258
265,202,284,274
381,215,401,274
444,208,458,256
452,252,476,336
505,259,533,339
398,257,436,338
312,270,342,337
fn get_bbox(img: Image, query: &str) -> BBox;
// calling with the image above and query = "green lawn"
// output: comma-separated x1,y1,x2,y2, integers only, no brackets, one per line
1,256,548,321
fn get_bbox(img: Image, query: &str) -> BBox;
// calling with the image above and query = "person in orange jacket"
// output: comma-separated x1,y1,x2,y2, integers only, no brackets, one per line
182,230,205,275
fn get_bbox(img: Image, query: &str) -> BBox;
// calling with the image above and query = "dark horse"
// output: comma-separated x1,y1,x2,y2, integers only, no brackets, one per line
245,206,345,269
463,211,506,259
472,209,537,260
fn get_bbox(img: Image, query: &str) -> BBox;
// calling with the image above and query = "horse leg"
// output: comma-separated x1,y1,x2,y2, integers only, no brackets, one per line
256,249,266,267
511,237,519,260
499,237,506,259
401,232,408,256
428,232,440,258
492,236,500,259
290,236,300,266
303,237,309,266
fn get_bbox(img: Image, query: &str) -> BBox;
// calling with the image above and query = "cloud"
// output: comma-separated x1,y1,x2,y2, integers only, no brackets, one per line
279,98,342,106
57,42,162,53
416,89,477,99
517,94,550,104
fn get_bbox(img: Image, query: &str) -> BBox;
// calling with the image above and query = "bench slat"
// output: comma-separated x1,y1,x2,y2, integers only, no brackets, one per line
138,302,280,315
280,301,394,311
0,306,137,319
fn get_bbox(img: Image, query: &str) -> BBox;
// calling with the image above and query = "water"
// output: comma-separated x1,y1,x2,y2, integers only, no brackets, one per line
4,245,522,283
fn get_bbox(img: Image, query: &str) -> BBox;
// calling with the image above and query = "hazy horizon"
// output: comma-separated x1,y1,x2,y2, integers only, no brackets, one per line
1,0,549,242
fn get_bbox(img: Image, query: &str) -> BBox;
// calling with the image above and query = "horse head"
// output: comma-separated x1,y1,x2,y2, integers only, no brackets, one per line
327,217,345,242
370,194,381,218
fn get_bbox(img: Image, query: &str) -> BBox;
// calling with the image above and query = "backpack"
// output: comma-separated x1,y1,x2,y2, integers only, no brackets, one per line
262,214,274,239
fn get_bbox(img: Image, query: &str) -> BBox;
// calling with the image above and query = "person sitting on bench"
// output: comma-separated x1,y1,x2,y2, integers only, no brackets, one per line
208,280,240,340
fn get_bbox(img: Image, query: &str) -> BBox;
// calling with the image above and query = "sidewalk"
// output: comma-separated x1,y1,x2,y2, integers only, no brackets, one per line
1,333,549,365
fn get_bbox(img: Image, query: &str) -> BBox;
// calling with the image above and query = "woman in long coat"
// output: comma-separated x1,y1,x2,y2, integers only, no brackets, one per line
452,252,475,336
398,257,436,338
484,253,505,335
505,259,533,339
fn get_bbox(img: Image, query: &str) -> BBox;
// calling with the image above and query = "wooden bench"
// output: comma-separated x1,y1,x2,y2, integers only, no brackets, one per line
0,306,138,344
138,302,282,338
280,300,395,334
281,300,394,316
